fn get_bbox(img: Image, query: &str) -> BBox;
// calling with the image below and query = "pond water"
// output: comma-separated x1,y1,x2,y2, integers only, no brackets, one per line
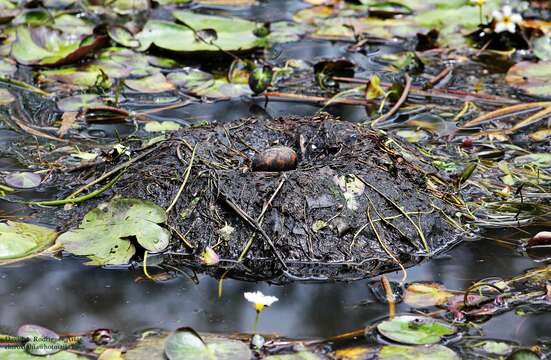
2,232,550,344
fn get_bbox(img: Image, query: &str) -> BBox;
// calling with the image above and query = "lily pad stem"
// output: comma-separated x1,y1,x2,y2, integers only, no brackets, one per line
29,171,124,206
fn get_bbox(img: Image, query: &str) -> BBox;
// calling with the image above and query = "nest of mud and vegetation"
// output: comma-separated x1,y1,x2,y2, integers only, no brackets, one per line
55,113,462,282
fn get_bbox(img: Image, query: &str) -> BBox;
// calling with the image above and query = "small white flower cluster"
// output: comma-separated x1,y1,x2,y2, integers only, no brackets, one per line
244,291,278,312
469,0,524,34
492,5,523,34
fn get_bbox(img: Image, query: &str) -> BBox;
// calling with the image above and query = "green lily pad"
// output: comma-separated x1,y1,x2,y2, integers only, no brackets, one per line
379,344,460,360
377,315,456,345
56,94,103,112
137,11,260,53
403,283,453,308
167,69,251,98
17,324,69,356
468,340,513,356
0,221,57,265
57,198,170,265
108,26,141,48
0,348,86,359
506,61,551,97
0,88,15,106
164,328,252,360
0,58,17,77
125,73,176,93
264,352,323,360
4,172,41,188
10,25,104,66
507,350,541,360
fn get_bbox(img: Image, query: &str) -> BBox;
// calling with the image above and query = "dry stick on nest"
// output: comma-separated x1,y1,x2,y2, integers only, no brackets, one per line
358,176,430,254
371,74,412,129
220,193,288,271
67,140,166,199
218,176,287,297
166,143,197,215
367,205,407,286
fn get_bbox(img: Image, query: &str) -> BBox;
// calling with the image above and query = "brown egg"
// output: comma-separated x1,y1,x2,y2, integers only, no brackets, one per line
252,146,298,172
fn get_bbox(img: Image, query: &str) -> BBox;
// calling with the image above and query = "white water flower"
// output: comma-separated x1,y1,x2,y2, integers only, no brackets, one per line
492,6,523,33
244,291,279,312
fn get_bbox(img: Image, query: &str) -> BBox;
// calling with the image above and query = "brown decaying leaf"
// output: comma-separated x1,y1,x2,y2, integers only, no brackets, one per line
58,112,78,138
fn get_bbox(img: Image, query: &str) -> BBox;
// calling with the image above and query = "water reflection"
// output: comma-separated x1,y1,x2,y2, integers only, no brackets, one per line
1,240,549,344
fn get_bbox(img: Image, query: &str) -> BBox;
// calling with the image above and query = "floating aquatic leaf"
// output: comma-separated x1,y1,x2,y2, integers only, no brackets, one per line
57,198,170,265
0,88,15,106
507,349,541,360
4,172,42,189
376,315,456,345
403,283,453,307
164,328,252,360
0,58,17,77
0,221,57,265
0,348,87,359
125,73,176,93
168,69,252,98
98,348,125,360
468,340,513,356
137,11,259,53
264,352,323,360
144,121,182,132
56,94,103,112
533,36,551,61
506,61,551,97
108,26,141,48
108,0,150,14
10,25,105,66
378,344,460,360
18,324,69,356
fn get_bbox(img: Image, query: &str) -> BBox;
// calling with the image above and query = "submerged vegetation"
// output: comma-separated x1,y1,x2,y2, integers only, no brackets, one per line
1,0,551,358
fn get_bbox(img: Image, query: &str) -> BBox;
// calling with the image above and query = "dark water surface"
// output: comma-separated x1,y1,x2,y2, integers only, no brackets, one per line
1,239,549,344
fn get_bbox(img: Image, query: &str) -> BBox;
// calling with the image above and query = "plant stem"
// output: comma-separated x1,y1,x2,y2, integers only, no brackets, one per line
253,310,260,334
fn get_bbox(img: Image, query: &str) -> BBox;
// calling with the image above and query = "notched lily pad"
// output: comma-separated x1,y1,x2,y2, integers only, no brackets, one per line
506,61,551,97
378,344,460,360
164,328,252,360
0,221,57,265
4,172,42,189
376,315,456,345
57,198,170,265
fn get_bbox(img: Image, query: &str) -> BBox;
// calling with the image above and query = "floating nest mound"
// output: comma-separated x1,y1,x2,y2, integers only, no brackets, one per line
56,113,461,282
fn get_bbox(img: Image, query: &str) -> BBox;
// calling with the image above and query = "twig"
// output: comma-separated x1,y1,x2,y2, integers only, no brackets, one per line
166,144,197,215
458,101,551,129
67,140,166,198
367,205,407,286
221,193,288,271
427,66,453,87
358,176,430,254
371,74,412,128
